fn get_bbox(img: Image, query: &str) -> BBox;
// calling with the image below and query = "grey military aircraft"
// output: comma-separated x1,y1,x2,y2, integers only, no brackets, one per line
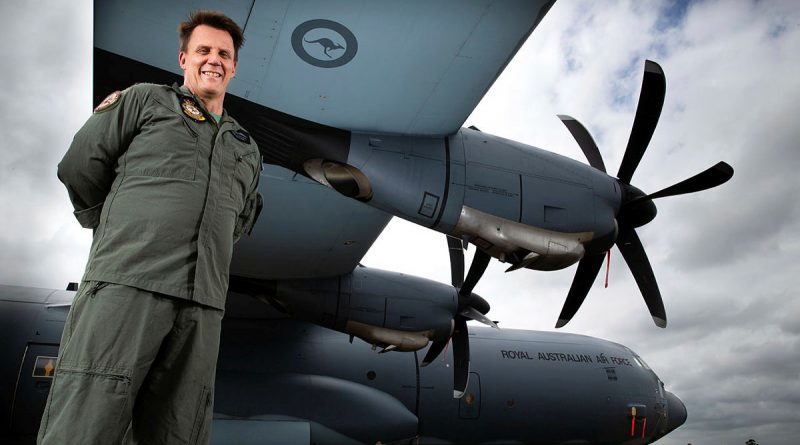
2,283,687,444
1,0,732,443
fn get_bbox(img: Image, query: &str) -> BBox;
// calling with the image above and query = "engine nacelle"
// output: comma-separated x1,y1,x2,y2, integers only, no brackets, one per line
264,266,458,352
314,127,621,271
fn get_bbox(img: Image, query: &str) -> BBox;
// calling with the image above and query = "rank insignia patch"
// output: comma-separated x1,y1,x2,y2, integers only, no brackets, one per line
94,90,122,113
181,99,206,122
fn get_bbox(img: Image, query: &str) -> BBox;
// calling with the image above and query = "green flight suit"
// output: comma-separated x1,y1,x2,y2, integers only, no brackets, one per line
60,83,262,309
38,83,262,444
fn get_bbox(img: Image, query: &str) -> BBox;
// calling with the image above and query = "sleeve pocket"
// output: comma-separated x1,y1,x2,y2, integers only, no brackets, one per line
234,191,263,243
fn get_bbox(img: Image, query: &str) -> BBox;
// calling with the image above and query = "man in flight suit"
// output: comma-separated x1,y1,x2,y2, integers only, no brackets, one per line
37,11,262,444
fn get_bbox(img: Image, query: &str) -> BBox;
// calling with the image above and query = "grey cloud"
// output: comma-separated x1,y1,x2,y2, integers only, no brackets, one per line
0,0,95,290
3,1,800,444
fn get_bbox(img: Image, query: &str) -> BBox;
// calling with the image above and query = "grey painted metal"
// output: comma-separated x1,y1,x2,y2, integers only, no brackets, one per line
346,133,453,229
1,286,686,444
459,128,618,235
228,164,391,280
211,418,312,445
272,266,458,351
95,0,254,78
341,127,621,272
95,0,554,135
0,286,75,441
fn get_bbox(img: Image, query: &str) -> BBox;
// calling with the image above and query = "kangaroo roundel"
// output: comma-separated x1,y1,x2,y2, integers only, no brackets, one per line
291,19,358,68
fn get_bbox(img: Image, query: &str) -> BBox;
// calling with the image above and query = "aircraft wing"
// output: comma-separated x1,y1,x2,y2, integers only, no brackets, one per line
95,0,555,136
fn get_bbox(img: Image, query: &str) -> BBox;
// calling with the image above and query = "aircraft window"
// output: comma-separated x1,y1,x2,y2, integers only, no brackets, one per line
635,354,651,370
366,370,376,381
625,347,652,370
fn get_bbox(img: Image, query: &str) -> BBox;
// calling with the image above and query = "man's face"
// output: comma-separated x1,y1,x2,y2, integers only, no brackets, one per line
179,24,237,102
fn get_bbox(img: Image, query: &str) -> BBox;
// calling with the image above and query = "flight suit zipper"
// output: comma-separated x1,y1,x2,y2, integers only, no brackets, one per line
193,96,224,296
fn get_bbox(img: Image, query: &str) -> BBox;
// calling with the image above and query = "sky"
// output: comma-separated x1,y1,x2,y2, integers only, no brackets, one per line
1,1,799,444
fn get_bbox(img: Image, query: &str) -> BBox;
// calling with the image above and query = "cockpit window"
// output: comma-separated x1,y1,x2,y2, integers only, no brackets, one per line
625,347,652,370
634,353,651,370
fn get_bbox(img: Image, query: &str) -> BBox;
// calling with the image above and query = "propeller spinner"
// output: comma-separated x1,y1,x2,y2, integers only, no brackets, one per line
556,60,733,329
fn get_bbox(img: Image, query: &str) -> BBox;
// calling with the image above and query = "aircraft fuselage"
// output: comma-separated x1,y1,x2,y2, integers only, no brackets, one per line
0,285,686,445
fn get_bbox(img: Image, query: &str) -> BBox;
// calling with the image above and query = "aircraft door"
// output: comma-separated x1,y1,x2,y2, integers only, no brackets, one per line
458,372,481,419
10,343,59,436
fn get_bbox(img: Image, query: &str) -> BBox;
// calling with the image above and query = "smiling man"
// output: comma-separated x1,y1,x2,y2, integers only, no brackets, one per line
37,11,262,445
179,18,238,116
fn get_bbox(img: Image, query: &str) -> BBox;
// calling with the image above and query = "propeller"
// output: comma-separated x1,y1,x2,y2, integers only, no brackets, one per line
556,60,734,328
557,115,606,173
421,236,497,398
626,161,734,205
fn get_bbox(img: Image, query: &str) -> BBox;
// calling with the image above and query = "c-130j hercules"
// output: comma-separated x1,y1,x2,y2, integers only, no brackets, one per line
0,1,732,444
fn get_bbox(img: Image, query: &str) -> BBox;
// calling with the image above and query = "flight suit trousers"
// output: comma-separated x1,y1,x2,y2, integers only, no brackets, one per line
37,282,224,445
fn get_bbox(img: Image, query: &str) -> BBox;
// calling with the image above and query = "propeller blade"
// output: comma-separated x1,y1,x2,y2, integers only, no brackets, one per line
617,60,666,184
447,236,465,288
556,254,606,328
460,249,490,296
452,317,470,398
459,306,499,329
558,115,607,173
421,339,449,367
615,227,667,328
633,162,734,204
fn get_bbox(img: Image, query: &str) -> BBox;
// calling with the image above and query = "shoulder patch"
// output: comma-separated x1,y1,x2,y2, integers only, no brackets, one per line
94,90,122,113
233,129,251,144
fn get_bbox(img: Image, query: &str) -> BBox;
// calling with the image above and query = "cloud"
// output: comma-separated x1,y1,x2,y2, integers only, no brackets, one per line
449,1,800,443
2,1,799,444
0,0,94,289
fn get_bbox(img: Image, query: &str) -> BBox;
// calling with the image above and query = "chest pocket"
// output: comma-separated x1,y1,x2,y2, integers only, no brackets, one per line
124,98,200,180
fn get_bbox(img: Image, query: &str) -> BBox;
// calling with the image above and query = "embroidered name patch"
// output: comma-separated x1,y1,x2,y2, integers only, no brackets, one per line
233,129,251,143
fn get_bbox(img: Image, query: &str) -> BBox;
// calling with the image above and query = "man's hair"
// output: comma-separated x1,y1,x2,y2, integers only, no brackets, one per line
179,10,245,62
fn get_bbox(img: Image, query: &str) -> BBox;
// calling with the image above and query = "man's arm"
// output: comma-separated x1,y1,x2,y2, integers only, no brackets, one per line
58,87,144,229
234,154,263,243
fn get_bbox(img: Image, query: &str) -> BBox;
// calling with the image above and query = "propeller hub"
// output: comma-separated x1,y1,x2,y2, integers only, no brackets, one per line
619,182,657,228
459,292,490,315
583,221,618,256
